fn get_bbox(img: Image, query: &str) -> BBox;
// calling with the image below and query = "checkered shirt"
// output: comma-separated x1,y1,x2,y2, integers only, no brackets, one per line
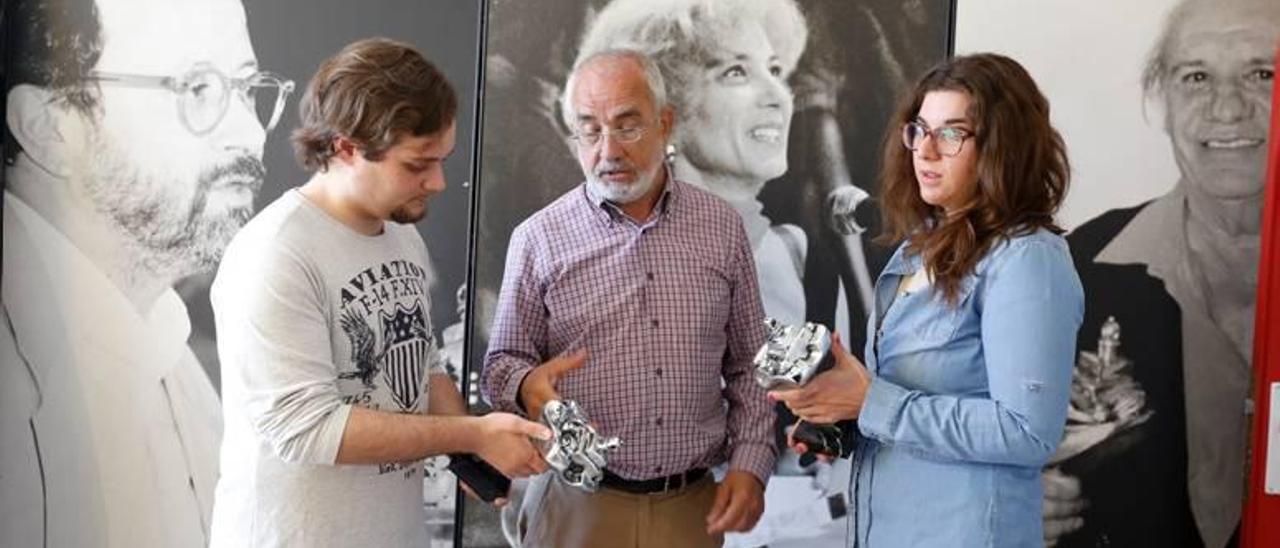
481,179,775,483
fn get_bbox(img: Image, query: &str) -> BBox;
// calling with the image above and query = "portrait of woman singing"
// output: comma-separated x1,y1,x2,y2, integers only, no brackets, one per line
772,53,1085,547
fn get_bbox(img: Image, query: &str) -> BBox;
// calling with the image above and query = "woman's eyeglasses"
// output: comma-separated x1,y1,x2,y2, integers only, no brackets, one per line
902,121,974,157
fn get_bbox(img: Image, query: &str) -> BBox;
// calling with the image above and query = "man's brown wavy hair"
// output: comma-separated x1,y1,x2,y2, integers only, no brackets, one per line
878,53,1070,305
291,38,457,172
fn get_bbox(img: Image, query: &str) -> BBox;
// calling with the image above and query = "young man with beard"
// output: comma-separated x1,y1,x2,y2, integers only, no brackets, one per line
0,0,285,544
481,50,775,547
208,38,550,547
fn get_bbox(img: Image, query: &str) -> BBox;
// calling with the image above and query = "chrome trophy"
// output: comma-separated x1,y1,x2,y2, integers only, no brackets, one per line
541,399,621,492
753,318,850,461
754,319,833,389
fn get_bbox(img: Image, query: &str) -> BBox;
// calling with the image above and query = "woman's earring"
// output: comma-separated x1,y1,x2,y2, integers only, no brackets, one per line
664,143,677,164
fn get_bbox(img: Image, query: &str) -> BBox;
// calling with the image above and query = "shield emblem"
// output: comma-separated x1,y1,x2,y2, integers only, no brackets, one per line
378,301,430,411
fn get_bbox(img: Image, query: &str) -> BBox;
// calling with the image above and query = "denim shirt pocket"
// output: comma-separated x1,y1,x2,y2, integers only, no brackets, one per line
913,275,980,347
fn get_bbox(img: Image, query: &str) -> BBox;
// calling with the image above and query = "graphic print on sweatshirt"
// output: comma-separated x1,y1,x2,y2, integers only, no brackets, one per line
336,258,433,416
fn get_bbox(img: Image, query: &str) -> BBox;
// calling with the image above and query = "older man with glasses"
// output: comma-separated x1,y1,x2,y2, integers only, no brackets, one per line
481,49,776,547
0,0,291,545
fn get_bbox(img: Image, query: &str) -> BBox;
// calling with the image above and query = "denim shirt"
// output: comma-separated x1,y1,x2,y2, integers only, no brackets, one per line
848,228,1084,547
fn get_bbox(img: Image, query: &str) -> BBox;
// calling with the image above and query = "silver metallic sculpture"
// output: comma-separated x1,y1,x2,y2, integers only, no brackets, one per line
754,318,848,460
754,318,833,390
541,399,621,492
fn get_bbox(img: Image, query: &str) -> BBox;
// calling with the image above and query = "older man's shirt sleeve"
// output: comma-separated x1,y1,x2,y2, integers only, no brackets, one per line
481,222,548,415
857,239,1084,467
722,219,777,484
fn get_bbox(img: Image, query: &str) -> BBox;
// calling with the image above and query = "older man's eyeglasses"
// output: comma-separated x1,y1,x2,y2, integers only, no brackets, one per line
570,123,651,148
902,121,973,157
87,62,296,136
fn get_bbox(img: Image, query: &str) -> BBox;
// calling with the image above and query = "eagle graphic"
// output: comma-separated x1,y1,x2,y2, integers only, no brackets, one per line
339,307,386,389
337,302,433,411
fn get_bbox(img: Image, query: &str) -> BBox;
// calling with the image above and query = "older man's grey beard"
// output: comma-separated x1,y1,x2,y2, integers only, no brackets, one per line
84,150,266,278
586,161,661,204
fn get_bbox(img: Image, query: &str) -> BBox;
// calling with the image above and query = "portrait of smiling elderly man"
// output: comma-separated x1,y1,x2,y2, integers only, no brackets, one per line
0,0,291,545
1043,0,1280,546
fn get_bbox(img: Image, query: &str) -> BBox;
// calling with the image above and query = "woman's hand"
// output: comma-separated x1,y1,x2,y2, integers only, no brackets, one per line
769,332,870,423
785,421,833,463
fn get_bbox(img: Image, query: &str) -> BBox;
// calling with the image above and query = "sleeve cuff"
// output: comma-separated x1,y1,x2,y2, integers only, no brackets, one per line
857,376,910,442
317,403,354,465
496,365,534,416
728,441,777,487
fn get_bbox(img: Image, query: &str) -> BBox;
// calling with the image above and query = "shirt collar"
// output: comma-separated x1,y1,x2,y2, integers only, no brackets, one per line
880,243,921,276
581,165,679,227
3,192,191,372
1094,185,1187,282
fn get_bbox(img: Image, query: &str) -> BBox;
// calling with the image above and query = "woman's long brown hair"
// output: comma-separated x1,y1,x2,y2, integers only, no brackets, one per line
878,53,1070,305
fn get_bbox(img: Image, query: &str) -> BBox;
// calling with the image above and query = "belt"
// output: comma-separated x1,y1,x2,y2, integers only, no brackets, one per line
599,468,708,495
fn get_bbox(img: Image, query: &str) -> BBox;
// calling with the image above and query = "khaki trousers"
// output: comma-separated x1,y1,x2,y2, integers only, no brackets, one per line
522,472,722,548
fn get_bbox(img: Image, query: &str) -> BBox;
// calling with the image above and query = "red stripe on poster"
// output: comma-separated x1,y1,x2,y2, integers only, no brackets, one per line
1243,43,1280,548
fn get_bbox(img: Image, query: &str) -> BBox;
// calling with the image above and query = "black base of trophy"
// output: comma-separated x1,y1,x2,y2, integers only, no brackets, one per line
794,420,856,466
447,453,511,503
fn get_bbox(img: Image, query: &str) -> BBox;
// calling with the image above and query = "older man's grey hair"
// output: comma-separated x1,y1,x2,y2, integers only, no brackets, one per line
570,0,807,131
1141,0,1280,99
560,49,669,130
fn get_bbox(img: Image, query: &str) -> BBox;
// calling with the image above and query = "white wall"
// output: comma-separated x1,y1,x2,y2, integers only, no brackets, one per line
954,0,1182,229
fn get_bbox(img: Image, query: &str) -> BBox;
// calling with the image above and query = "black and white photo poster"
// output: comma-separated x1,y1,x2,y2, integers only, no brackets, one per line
958,0,1278,546
1,1,478,545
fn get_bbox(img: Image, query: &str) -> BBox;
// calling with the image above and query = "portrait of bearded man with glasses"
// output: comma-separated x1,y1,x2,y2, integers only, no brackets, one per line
0,0,293,545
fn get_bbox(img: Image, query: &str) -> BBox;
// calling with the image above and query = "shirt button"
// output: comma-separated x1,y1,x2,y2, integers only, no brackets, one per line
653,466,662,473
646,272,654,281
651,319,659,328
655,367,663,377
655,417,664,426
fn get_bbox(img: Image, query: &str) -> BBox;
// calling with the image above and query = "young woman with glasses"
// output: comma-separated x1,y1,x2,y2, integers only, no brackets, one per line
771,53,1084,547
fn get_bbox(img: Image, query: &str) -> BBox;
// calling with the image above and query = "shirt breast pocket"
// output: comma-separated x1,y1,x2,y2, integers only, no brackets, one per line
914,276,979,347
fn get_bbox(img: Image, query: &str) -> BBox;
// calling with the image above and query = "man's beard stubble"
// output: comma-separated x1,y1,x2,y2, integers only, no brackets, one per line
586,159,662,205
390,198,428,224
83,144,266,278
